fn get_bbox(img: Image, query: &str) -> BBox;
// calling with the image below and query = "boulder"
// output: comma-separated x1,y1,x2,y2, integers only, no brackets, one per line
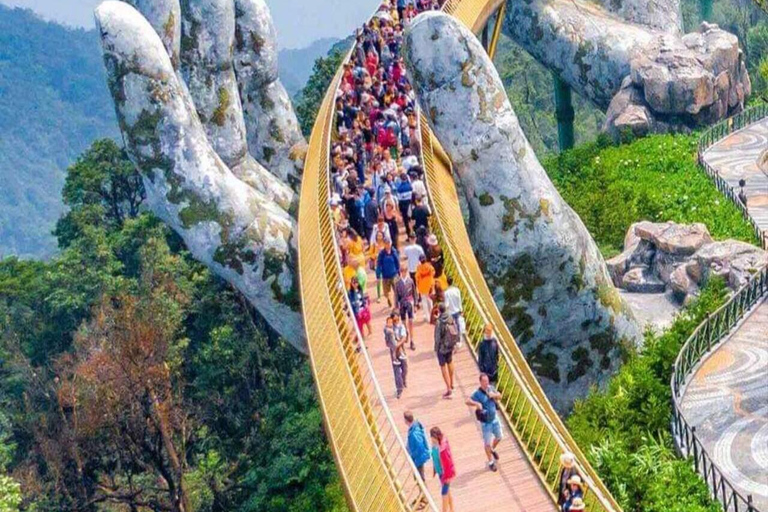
691,240,768,289
635,221,713,255
622,267,667,293
611,221,768,303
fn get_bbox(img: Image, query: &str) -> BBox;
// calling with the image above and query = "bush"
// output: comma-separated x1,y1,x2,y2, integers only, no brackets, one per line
568,278,729,512
544,134,757,257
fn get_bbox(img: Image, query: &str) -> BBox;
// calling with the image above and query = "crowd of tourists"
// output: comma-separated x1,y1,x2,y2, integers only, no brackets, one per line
328,1,586,510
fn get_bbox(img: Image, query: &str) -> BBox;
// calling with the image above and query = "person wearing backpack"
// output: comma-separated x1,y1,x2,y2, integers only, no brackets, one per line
433,303,458,398
465,373,504,472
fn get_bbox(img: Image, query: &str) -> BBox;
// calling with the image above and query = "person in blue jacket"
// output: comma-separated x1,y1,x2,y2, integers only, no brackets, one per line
404,410,430,485
377,239,400,307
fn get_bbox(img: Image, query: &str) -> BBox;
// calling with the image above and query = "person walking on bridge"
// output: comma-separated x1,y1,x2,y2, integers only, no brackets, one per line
434,304,459,398
377,239,400,307
444,277,463,343
478,324,499,383
557,453,581,509
404,410,430,509
395,264,417,349
429,426,456,512
466,373,504,472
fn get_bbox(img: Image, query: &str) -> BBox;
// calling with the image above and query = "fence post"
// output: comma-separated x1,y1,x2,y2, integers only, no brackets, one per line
692,428,699,471
748,495,755,512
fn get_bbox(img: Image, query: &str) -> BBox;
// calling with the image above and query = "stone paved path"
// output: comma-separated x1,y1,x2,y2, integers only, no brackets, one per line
702,118,768,243
680,298,768,509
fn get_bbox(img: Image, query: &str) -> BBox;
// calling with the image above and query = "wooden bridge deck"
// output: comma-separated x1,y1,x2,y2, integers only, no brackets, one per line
361,229,555,511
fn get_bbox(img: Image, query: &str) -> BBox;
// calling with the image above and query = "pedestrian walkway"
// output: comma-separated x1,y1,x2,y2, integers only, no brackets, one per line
363,227,555,511
680,298,768,509
702,118,768,236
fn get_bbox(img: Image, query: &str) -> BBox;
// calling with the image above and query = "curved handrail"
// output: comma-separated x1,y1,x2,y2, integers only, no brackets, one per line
420,116,621,512
666,108,768,512
698,103,768,251
670,267,767,512
299,1,622,511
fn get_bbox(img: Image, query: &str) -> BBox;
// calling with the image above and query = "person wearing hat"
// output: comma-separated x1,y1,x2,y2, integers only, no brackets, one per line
563,474,584,512
558,452,581,508
568,498,585,512
426,233,444,279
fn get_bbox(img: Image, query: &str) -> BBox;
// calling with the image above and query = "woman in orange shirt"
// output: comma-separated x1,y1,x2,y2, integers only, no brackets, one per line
415,254,435,323
368,230,387,302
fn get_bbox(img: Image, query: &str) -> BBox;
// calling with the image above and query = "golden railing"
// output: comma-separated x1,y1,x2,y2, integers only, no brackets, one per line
299,57,437,511
298,1,623,511
420,116,621,512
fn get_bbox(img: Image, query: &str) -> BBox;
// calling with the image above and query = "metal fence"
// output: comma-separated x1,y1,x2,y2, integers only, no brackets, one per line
670,267,767,512
697,104,768,250
674,100,768,512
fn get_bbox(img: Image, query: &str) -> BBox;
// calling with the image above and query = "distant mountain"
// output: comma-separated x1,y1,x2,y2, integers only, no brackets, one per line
0,5,119,259
279,37,341,97
0,5,341,260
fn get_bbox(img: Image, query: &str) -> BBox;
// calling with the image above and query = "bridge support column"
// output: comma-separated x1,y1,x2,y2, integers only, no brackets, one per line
485,3,506,60
553,73,575,152
700,0,712,21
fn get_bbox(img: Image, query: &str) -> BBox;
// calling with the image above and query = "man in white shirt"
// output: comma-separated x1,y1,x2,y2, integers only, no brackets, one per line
403,234,425,306
444,276,463,342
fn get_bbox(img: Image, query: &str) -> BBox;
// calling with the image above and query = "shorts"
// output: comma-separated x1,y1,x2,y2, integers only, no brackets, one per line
399,301,414,320
383,278,395,295
482,418,503,446
437,350,453,366
441,482,451,496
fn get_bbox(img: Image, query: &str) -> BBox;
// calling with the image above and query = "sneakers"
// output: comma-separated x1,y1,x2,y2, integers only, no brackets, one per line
410,342,416,351
488,461,498,472
492,450,500,461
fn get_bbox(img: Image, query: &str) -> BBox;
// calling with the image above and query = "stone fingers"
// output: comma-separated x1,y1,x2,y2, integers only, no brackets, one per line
120,0,182,67
178,0,295,210
405,12,640,411
233,0,306,189
96,1,305,350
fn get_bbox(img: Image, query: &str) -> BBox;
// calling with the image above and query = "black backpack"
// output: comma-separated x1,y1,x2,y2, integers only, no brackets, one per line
474,388,491,423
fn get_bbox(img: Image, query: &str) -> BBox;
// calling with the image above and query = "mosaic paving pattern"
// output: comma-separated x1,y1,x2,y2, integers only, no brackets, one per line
703,119,768,237
680,300,768,508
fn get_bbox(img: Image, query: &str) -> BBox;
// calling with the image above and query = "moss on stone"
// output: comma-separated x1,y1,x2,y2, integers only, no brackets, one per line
212,88,230,127
263,146,276,163
269,119,285,143
478,192,494,206
567,346,593,383
250,32,265,54
573,40,595,85
596,280,624,315
539,198,551,219
500,195,537,231
529,343,560,383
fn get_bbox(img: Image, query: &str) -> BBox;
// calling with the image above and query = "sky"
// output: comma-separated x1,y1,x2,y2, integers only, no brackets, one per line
0,0,379,49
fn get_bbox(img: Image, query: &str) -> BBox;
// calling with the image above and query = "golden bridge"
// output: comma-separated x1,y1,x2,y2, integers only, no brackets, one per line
297,1,622,510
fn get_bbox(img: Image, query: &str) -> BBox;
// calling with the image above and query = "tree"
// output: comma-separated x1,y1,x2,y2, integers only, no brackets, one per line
54,139,144,249
295,46,349,136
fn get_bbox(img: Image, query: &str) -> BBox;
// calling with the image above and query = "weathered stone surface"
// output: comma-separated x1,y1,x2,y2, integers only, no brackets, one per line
503,0,750,136
691,240,768,289
95,0,305,350
122,0,181,66
634,221,713,255
233,0,306,189
405,12,642,412
611,222,768,302
622,267,666,293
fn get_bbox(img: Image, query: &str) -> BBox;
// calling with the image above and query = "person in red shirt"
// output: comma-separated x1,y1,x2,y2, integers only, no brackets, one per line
430,426,456,512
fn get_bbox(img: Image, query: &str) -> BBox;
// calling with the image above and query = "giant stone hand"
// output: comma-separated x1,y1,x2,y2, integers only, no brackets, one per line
503,0,751,137
406,12,642,410
95,0,307,350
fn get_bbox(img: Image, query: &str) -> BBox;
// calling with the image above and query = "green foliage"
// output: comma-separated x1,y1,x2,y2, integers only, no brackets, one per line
493,34,605,155
294,40,350,136
0,139,346,512
0,5,119,259
0,475,21,512
544,133,757,256
568,279,729,512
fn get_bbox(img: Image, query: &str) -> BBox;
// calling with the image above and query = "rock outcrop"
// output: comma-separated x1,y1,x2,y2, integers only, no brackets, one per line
503,0,750,137
405,12,642,412
95,0,305,349
608,221,768,302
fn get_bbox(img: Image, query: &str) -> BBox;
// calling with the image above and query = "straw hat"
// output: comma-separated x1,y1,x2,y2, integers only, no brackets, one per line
427,234,438,245
560,452,575,469
570,497,585,511
567,475,583,488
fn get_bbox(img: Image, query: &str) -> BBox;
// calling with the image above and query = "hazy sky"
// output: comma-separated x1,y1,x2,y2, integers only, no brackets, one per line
0,0,379,49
